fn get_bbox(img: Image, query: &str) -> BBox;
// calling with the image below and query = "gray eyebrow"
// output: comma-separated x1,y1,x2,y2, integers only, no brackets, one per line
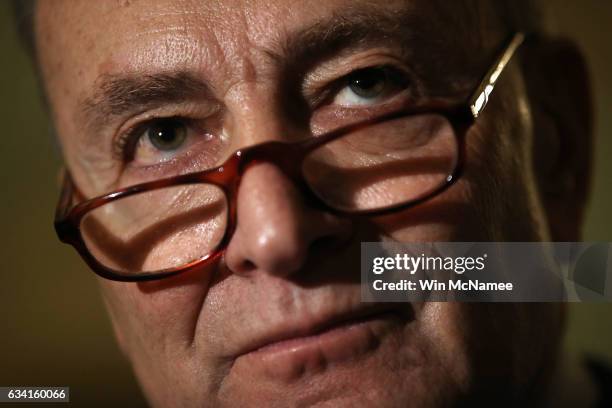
80,71,213,132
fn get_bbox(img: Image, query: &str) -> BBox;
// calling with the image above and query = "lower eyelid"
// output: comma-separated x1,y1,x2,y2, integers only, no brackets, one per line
333,74,412,107
134,131,197,163
333,89,394,107
335,88,412,111
312,90,413,132
123,132,225,179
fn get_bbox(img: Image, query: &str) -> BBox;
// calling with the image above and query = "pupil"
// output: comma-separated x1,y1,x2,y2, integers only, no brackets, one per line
349,68,386,97
148,119,186,151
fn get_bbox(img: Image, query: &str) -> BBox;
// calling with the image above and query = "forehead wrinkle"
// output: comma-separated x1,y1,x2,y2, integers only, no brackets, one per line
113,18,223,75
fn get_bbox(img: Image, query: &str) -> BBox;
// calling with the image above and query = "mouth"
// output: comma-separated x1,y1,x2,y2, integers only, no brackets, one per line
233,303,413,380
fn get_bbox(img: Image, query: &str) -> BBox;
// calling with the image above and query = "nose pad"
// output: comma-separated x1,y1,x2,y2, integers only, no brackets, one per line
223,162,352,277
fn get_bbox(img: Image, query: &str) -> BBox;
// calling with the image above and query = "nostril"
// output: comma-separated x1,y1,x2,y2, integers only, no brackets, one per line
227,256,257,276
241,259,256,273
310,235,342,253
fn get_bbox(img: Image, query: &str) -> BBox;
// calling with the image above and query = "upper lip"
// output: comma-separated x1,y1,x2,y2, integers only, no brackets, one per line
234,302,410,358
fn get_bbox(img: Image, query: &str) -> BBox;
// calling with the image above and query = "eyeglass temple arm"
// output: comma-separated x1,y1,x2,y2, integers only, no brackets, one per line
469,32,525,118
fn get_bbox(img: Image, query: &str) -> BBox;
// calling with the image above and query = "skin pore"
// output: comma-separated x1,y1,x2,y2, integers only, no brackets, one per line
34,0,592,406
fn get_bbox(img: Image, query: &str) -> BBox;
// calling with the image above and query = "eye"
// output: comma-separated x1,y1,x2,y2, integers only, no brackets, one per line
332,66,408,107
117,117,219,168
147,118,188,151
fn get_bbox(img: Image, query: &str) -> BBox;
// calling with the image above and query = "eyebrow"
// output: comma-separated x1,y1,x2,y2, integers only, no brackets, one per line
81,72,213,133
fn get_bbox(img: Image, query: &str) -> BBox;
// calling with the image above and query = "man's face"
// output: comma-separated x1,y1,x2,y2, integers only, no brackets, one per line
37,0,567,406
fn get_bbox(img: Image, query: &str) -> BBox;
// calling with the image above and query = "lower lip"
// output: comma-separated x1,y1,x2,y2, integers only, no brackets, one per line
237,312,402,381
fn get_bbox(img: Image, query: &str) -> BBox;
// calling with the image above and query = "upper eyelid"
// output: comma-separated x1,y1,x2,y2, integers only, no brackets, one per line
306,64,416,108
116,102,218,134
302,49,415,86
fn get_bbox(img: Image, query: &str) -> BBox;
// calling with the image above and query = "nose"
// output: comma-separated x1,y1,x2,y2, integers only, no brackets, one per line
224,162,353,277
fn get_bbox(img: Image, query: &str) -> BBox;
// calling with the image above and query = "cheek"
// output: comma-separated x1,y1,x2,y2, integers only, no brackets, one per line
374,92,544,243
98,269,230,405
99,276,212,355
418,303,473,386
414,302,556,398
60,135,121,198
373,177,493,242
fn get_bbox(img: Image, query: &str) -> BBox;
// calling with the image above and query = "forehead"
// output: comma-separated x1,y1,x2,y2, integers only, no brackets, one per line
36,0,484,81
37,1,377,73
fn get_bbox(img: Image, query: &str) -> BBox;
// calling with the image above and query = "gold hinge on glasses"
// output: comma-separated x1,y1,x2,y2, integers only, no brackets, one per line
470,32,526,118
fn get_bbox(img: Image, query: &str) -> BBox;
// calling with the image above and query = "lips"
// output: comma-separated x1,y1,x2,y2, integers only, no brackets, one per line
229,302,413,382
246,303,406,353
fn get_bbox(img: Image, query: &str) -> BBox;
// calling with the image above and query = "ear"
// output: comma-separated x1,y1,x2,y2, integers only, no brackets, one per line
522,35,593,241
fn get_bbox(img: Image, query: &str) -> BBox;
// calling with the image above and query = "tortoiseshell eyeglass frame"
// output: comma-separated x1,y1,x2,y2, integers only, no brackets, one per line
54,33,526,282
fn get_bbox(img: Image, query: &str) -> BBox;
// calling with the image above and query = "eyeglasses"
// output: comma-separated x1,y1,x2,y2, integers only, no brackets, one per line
54,32,525,282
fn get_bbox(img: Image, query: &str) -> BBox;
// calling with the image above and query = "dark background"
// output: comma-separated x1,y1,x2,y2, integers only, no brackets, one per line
1,2,611,407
